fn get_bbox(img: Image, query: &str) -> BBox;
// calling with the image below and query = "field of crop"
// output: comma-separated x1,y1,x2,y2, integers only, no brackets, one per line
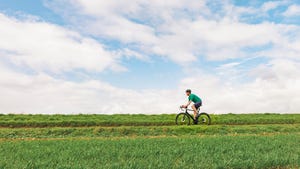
0,113,299,169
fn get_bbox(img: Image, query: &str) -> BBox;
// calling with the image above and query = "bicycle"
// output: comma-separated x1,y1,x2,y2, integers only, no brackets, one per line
175,107,211,125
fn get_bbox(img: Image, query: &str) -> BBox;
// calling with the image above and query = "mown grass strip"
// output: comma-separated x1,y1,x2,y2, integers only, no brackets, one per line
0,134,299,169
0,113,299,127
0,124,299,139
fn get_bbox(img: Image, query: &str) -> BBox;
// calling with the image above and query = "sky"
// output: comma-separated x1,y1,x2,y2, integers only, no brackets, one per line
0,0,300,114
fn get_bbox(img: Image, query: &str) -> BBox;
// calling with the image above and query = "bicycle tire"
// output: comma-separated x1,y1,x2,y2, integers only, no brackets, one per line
197,112,211,125
175,113,191,125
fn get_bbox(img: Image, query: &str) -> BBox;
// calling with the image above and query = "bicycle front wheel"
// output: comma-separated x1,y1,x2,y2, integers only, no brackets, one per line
175,113,191,125
197,112,211,125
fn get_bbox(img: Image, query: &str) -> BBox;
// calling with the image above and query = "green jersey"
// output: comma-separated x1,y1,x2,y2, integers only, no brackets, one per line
188,94,201,103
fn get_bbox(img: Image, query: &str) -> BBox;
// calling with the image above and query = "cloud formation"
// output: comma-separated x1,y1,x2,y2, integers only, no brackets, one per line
0,0,300,114
46,0,300,63
283,4,300,16
0,13,120,73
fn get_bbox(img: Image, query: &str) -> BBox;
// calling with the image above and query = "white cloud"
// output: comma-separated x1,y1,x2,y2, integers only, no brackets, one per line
45,0,210,63
261,1,289,12
150,18,300,61
180,59,300,113
1,57,300,114
1,0,300,114
0,13,120,73
283,4,300,16
0,63,182,114
45,0,300,63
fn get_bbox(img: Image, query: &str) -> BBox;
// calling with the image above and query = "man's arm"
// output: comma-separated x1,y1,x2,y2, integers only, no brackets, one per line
182,101,192,108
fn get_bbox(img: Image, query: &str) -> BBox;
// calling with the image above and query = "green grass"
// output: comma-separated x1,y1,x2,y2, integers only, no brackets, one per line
0,113,299,127
0,134,299,169
0,114,299,168
0,124,299,139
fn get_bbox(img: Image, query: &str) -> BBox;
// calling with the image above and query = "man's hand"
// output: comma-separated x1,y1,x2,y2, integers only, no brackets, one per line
181,105,187,108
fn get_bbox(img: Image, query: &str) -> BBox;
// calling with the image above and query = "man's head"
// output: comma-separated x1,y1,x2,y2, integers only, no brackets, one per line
185,89,191,96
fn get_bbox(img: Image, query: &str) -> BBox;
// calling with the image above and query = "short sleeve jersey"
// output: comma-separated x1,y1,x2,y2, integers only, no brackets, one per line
188,94,201,103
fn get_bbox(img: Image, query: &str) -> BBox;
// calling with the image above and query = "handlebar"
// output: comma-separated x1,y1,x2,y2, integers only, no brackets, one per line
179,106,193,111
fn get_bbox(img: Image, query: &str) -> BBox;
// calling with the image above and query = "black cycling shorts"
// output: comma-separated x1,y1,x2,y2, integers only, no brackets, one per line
194,101,202,109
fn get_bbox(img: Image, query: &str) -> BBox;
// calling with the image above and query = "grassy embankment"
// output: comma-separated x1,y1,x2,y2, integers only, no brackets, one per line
0,113,299,169
0,113,299,127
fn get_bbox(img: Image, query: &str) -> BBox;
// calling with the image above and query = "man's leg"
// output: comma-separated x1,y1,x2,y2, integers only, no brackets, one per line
191,104,198,119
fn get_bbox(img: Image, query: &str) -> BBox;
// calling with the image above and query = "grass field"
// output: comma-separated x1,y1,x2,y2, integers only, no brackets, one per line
0,113,299,127
0,114,299,169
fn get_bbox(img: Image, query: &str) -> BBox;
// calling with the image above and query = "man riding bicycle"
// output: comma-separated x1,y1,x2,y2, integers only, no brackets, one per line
181,89,202,122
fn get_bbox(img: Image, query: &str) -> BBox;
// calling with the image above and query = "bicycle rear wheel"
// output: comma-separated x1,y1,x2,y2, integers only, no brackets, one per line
197,112,211,125
175,113,191,125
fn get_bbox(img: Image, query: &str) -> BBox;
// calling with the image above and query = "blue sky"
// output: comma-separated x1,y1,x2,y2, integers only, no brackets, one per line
0,0,64,24
0,0,184,89
0,0,300,114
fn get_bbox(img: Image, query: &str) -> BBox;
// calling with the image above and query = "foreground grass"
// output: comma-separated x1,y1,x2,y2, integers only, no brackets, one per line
0,134,299,169
0,124,299,139
1,114,299,168
0,113,299,127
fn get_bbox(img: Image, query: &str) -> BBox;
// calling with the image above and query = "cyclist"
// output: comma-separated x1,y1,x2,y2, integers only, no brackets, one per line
181,89,202,122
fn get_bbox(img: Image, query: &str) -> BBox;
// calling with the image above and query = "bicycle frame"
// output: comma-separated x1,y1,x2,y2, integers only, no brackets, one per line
181,108,198,121
176,107,211,125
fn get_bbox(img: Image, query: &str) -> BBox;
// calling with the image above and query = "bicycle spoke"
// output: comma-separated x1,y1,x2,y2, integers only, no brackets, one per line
175,113,190,125
198,113,211,125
